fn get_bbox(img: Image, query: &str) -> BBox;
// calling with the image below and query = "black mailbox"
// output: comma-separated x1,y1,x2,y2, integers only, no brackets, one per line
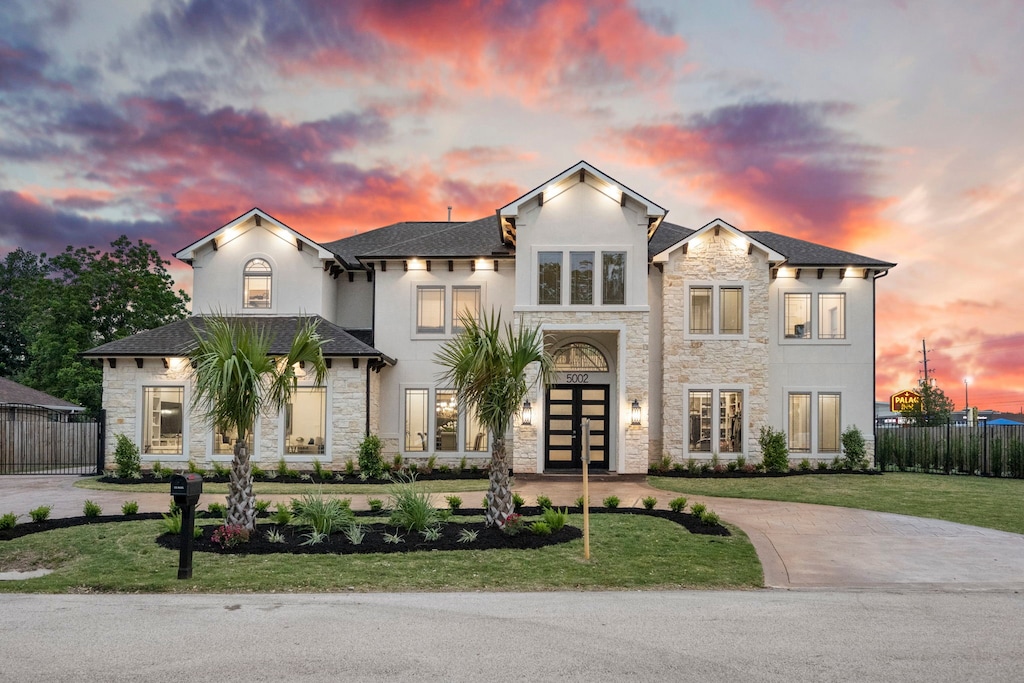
170,473,203,580
170,473,203,508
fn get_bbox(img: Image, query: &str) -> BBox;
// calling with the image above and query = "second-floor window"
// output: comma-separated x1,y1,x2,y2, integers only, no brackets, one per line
783,292,846,340
415,285,481,336
688,284,745,337
416,286,445,333
538,250,627,305
243,258,272,309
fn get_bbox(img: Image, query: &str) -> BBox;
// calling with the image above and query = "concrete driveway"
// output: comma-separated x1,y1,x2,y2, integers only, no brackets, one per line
4,474,1024,590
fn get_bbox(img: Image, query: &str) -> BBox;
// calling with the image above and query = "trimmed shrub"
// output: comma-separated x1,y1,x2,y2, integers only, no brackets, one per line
357,434,386,478
603,495,620,509
113,434,141,479
121,500,139,515
841,425,868,469
759,426,789,473
83,500,102,517
642,496,657,510
29,505,51,522
669,497,687,513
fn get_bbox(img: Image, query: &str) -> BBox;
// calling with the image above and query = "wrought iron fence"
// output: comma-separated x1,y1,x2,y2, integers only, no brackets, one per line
876,422,1024,478
0,405,105,475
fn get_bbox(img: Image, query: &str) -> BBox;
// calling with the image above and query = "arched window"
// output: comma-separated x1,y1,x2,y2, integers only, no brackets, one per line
552,342,609,372
243,258,272,309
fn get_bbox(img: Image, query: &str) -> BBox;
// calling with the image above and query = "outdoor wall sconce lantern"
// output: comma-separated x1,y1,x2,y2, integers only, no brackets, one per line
631,399,642,426
521,399,533,426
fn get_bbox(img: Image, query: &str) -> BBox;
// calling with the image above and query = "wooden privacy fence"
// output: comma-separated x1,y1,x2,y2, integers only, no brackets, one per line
875,422,1024,478
0,405,105,475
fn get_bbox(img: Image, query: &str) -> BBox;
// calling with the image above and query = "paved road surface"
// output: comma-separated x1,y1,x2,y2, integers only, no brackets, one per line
1,591,1023,682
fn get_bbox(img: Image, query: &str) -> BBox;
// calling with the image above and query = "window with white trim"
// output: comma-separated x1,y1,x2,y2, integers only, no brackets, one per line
783,292,846,341
537,249,628,305
452,286,480,333
243,258,272,309
688,283,746,337
403,387,489,454
285,387,326,455
416,286,445,334
414,285,482,336
143,386,184,455
687,387,745,455
787,390,842,454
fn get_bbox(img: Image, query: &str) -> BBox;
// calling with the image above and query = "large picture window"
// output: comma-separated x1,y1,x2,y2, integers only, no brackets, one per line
538,252,562,305
214,430,253,456
243,258,272,309
285,387,326,454
688,388,744,455
143,386,183,455
404,387,489,454
788,390,842,454
416,286,445,334
570,251,594,305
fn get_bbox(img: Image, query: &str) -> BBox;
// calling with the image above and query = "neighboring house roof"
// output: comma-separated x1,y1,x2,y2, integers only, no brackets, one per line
0,377,83,412
322,215,511,269
82,316,391,360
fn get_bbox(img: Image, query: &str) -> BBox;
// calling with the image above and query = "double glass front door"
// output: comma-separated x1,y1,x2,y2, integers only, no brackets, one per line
544,385,609,470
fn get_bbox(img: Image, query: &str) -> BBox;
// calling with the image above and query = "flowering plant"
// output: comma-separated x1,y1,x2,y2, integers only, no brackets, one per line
500,513,525,536
211,523,250,548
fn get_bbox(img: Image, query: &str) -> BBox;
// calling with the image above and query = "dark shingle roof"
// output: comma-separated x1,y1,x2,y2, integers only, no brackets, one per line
83,316,385,357
0,377,82,410
747,231,896,268
648,221,895,268
323,216,511,268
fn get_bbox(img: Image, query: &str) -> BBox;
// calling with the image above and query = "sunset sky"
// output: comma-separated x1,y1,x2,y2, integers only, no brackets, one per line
2,0,1022,410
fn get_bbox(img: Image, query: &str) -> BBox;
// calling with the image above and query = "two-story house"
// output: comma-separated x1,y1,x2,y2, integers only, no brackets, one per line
85,161,895,474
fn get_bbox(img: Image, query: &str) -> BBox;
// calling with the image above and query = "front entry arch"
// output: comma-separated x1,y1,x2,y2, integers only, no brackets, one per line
544,341,612,471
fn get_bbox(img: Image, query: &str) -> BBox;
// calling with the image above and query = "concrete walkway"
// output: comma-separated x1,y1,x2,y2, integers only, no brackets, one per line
4,475,1024,591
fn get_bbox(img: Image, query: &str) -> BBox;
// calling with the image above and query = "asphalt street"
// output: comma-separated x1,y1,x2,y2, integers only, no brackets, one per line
2,590,1023,682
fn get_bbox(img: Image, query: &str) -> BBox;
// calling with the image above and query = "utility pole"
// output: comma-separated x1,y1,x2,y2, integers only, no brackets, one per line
920,339,930,385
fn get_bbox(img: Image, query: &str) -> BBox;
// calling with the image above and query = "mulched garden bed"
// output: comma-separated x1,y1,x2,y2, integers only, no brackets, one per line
2,508,728,551
98,470,488,486
648,468,883,478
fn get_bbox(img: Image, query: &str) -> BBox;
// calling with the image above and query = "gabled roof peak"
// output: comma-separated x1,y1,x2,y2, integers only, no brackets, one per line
651,218,786,263
496,161,667,246
174,208,336,264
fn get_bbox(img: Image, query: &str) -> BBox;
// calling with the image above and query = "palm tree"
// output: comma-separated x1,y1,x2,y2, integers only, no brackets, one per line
435,310,552,527
189,316,327,531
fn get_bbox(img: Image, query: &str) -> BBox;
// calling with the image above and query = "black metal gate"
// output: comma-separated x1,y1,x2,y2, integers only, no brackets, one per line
0,405,105,475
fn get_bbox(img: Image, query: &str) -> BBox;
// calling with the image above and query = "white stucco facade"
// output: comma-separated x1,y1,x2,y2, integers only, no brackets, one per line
91,162,893,473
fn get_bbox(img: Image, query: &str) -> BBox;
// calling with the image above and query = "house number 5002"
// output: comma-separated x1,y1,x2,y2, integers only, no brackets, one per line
564,373,589,384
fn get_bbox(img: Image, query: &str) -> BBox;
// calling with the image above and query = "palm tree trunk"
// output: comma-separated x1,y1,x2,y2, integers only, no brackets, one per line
486,435,514,527
226,441,256,531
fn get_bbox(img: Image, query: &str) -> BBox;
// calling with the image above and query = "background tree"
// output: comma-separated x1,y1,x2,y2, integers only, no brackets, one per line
903,380,955,426
0,249,48,378
13,237,189,412
435,311,553,527
189,317,327,531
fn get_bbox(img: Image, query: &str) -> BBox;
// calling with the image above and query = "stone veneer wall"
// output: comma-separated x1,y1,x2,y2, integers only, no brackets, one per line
661,234,771,463
513,310,650,474
101,357,369,470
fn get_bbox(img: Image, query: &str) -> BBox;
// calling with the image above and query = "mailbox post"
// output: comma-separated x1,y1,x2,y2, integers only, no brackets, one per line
170,473,203,579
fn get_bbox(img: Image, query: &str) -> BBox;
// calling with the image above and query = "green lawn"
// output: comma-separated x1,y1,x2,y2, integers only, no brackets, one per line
0,513,761,593
649,473,1024,535
75,477,488,495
